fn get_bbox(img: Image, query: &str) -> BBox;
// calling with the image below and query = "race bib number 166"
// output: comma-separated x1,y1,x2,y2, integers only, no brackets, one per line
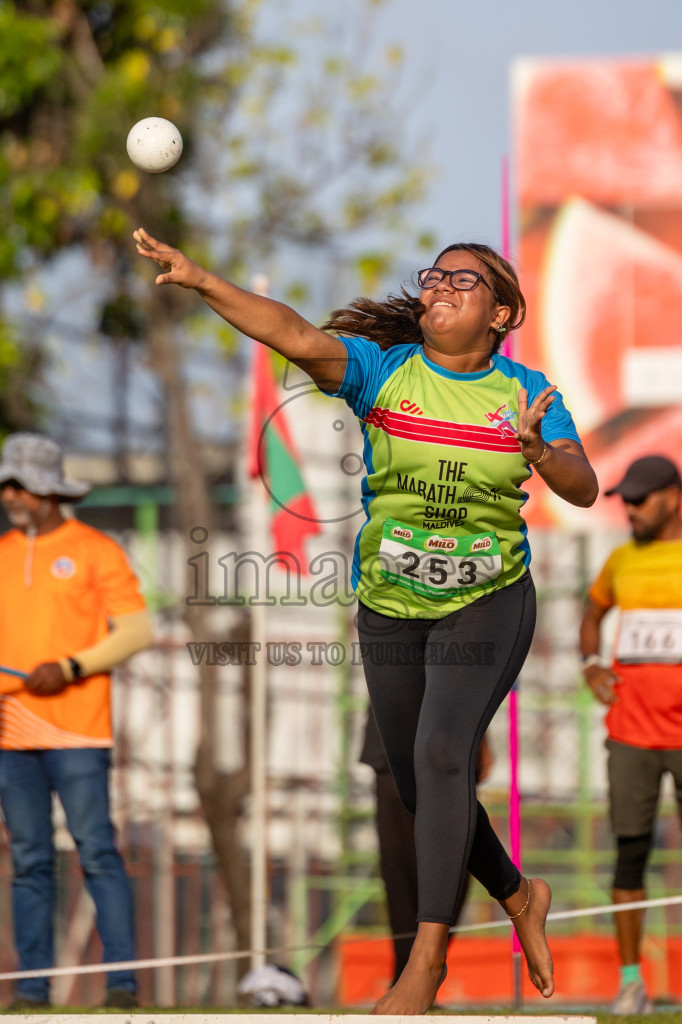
379,517,502,600
616,609,682,663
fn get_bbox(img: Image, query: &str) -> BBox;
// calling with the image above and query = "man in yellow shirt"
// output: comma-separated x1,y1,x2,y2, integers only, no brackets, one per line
580,454,682,1015
0,434,154,1009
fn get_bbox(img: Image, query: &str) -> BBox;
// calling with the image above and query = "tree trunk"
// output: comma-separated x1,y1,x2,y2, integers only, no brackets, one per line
145,291,253,983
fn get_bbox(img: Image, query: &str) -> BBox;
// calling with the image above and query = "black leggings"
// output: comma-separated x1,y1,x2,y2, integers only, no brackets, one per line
357,573,536,925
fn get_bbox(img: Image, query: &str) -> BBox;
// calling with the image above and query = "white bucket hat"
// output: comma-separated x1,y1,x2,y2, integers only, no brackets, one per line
0,433,91,502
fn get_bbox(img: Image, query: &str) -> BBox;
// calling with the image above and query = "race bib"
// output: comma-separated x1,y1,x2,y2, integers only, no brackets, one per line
379,518,502,599
616,609,682,663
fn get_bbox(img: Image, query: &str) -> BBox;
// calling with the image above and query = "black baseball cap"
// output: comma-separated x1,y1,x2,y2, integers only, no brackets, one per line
605,455,682,503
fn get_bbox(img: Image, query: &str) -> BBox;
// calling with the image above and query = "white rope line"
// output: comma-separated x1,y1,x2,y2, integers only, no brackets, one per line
0,893,680,982
447,893,682,934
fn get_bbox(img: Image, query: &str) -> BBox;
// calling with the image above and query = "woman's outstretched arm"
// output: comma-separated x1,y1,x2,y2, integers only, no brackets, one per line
134,227,348,392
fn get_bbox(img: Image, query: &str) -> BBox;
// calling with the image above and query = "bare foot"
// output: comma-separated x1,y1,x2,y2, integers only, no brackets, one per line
502,877,554,998
370,960,447,1015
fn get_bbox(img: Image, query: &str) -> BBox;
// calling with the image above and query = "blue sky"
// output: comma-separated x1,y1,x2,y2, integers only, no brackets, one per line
350,0,682,252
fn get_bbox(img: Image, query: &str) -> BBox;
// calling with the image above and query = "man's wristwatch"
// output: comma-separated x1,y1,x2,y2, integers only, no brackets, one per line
68,657,84,681
581,653,603,670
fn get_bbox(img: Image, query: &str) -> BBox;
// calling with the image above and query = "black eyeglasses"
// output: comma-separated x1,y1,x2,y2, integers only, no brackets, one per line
417,267,496,296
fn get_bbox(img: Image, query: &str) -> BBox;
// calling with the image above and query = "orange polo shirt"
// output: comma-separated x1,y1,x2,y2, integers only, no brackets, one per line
589,538,682,749
0,519,146,750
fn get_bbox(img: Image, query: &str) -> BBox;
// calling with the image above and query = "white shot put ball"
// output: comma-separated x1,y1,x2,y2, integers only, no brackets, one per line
126,117,183,173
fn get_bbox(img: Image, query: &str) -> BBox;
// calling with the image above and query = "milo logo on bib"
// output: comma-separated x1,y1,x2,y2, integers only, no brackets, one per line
379,517,502,599
425,536,457,552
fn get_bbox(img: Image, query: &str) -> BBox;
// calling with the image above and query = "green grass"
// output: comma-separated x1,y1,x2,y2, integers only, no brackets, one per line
597,1017,678,1024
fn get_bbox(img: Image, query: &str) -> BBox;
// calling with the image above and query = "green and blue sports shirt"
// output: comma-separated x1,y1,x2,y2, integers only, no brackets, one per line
325,337,581,618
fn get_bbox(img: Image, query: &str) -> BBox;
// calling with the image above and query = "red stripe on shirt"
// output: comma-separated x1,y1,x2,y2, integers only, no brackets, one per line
364,407,521,453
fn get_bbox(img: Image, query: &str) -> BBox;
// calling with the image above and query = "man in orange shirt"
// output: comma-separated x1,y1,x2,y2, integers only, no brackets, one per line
580,454,682,1016
0,434,154,1010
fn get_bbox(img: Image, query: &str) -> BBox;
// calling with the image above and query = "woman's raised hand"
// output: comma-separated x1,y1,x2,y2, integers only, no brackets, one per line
515,385,556,463
133,227,207,290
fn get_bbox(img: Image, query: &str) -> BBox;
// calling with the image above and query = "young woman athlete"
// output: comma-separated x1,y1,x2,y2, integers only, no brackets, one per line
134,228,598,1014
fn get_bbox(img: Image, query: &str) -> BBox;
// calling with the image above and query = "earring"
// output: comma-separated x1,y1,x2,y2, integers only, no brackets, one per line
496,324,506,333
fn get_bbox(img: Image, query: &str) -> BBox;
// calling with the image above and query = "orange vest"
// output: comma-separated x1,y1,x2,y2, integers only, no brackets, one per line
0,519,146,750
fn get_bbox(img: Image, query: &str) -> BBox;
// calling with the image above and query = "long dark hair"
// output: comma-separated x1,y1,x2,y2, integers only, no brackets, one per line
321,242,526,354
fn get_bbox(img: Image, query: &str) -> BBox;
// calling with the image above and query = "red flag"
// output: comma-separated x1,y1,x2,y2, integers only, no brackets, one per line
247,344,321,571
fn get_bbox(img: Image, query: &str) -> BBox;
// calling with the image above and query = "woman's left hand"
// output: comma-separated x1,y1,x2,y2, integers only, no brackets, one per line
515,385,556,462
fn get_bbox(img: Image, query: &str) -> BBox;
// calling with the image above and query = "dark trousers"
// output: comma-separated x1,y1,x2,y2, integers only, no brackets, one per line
357,573,535,924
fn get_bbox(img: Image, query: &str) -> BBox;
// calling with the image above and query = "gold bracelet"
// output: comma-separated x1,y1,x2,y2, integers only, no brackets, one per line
530,442,549,466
